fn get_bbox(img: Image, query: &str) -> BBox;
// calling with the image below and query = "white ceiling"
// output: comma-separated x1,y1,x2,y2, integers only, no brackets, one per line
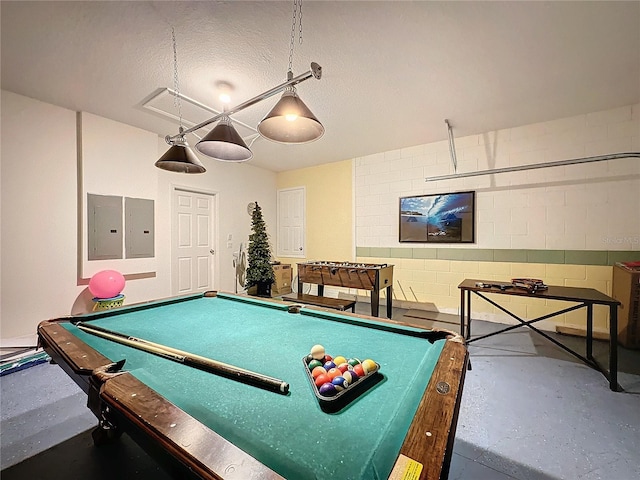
2,1,639,172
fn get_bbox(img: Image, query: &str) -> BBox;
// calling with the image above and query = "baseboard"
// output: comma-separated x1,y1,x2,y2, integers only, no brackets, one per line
402,309,459,326
556,325,610,341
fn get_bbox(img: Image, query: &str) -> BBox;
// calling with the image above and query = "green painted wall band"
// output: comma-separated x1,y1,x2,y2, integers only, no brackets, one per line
355,247,640,266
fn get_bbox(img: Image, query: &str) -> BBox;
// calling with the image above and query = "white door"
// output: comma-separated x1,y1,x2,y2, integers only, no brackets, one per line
277,187,305,257
172,188,215,295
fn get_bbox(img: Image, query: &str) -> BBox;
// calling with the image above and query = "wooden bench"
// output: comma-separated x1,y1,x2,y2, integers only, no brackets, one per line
282,293,356,312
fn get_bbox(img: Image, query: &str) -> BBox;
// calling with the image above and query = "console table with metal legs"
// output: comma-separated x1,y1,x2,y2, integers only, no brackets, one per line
458,279,621,391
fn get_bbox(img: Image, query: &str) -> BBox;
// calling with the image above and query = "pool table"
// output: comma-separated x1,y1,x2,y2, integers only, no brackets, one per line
37,292,468,480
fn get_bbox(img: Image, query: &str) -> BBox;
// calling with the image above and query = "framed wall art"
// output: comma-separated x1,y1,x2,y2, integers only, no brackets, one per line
399,191,475,243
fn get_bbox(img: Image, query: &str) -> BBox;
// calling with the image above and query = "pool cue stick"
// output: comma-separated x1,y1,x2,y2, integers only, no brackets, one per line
73,322,289,395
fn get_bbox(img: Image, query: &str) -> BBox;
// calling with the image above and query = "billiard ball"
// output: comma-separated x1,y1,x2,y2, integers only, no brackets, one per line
342,371,358,384
308,359,323,371
311,366,327,379
353,364,365,377
331,376,348,391
347,358,361,367
323,361,336,371
333,355,347,366
318,382,337,397
310,344,325,360
362,359,378,374
337,362,350,373
327,368,342,379
315,373,331,387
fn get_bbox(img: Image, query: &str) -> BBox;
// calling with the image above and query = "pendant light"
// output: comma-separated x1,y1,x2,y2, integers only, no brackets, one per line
157,1,323,168
195,115,253,162
258,0,324,144
257,83,324,144
155,129,205,173
155,28,205,174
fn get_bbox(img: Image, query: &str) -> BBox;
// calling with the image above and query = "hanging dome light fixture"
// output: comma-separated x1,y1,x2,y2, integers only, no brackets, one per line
155,28,205,174
155,129,206,173
196,115,253,162
258,1,323,144
258,82,324,144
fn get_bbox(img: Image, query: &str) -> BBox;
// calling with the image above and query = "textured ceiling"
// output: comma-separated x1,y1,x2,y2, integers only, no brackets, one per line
1,1,639,172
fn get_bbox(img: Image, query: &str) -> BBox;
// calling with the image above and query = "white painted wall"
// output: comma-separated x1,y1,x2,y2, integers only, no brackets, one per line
355,104,640,251
0,90,277,340
1,91,79,340
155,139,279,297
80,112,159,279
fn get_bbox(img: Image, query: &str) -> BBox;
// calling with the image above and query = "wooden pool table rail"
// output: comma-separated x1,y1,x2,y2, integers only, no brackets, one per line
396,338,468,480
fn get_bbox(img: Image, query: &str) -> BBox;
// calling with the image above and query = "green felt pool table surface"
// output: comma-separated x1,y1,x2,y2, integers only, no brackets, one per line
38,292,467,480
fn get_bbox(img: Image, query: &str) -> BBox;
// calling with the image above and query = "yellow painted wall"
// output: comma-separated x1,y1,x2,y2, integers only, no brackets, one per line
357,256,614,333
276,160,353,270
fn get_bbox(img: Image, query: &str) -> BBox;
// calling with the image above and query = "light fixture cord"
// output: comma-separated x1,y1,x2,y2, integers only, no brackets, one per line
287,0,303,75
171,26,184,131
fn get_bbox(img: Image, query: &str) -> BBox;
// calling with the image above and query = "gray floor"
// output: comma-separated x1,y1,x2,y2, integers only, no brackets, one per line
1,305,639,480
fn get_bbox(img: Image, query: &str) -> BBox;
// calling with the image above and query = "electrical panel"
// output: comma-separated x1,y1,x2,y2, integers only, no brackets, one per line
125,197,155,258
88,194,123,260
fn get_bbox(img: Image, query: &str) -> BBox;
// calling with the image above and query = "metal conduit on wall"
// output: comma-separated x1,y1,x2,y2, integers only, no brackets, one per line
425,152,640,182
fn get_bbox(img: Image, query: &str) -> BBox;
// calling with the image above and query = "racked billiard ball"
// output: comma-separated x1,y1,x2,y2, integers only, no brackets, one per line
337,362,351,373
362,359,378,374
347,358,361,367
331,376,348,391
327,367,342,379
315,373,331,388
333,355,347,366
311,366,327,379
342,370,358,384
353,364,365,377
318,382,337,397
323,360,336,371
308,359,323,371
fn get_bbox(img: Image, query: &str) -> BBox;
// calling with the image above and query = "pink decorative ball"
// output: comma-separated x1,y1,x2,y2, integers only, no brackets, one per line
89,270,125,299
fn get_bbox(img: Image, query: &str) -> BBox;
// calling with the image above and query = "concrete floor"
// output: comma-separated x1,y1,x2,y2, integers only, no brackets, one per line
1,305,639,480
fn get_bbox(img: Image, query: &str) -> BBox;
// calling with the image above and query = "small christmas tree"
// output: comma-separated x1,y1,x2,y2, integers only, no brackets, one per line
245,202,275,296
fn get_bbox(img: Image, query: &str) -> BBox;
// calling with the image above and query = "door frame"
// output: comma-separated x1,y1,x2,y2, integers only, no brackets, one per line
171,185,219,296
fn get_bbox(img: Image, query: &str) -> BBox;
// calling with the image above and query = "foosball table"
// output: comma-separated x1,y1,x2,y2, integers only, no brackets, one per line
296,261,394,318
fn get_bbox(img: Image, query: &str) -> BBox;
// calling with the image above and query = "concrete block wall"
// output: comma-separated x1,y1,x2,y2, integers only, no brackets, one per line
353,104,640,331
